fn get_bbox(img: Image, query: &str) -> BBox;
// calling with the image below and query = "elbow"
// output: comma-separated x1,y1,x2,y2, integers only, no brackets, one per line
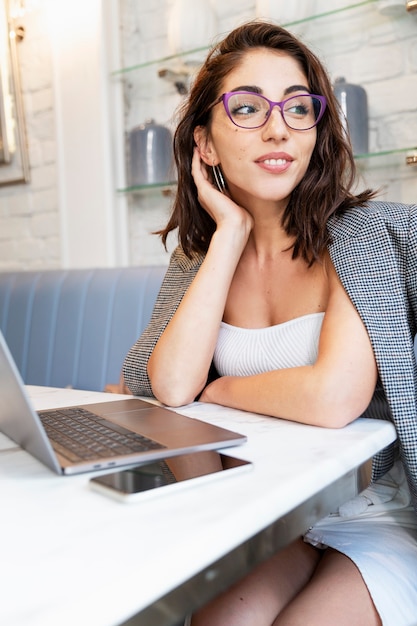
147,354,205,407
305,380,371,429
149,376,204,408
311,407,357,429
153,388,196,408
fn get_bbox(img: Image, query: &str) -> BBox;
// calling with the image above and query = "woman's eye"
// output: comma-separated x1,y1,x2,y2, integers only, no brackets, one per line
285,96,313,117
286,102,310,117
232,102,258,116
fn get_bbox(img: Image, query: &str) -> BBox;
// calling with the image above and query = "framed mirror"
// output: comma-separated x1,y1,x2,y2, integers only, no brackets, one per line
0,0,29,186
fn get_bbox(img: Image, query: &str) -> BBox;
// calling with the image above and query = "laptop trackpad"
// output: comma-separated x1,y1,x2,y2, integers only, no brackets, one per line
104,410,242,448
77,399,245,447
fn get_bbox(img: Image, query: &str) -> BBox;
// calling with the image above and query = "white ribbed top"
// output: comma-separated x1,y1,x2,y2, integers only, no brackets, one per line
213,312,325,377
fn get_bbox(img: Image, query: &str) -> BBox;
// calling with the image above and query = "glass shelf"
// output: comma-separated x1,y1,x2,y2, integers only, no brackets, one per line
355,146,417,160
355,146,417,172
112,0,378,77
117,181,177,194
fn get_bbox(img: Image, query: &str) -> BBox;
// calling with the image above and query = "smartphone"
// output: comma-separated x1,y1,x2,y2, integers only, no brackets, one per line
89,451,252,503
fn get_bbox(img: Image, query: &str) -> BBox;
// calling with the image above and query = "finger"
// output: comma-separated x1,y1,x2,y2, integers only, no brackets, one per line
191,146,209,183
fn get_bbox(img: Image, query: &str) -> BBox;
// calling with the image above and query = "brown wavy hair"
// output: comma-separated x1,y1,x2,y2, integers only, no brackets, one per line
158,20,375,264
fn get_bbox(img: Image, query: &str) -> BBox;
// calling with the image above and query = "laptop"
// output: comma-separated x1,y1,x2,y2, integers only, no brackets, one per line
0,332,246,475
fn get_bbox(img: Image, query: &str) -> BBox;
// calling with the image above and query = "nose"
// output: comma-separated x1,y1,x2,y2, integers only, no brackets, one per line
261,104,290,139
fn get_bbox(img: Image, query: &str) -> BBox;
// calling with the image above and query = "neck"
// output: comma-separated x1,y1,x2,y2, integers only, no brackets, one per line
248,205,294,256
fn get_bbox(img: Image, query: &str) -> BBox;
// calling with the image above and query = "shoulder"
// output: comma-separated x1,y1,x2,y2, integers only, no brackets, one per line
327,200,417,241
156,246,205,305
169,245,205,273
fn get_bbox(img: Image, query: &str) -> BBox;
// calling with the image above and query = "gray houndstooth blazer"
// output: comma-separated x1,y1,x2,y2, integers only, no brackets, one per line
123,200,417,514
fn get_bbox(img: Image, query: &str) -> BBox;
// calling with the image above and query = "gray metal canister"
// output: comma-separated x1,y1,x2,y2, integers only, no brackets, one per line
128,119,174,186
333,77,369,155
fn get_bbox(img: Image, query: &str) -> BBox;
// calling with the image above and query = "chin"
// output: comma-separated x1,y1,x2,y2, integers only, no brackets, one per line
258,185,293,204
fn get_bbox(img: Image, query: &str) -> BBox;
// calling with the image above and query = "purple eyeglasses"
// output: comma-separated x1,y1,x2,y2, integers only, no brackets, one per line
210,91,327,131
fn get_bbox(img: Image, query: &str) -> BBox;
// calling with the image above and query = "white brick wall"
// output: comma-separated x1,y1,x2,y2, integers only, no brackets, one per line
0,0,415,270
0,3,60,270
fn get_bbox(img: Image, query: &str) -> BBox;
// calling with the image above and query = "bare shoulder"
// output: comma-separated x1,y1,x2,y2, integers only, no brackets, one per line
320,251,368,339
323,252,349,299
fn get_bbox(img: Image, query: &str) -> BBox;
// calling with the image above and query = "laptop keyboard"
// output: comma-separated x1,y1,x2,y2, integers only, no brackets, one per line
38,407,166,462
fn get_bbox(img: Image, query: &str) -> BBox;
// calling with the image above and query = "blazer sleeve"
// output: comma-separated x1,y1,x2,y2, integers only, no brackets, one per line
122,246,203,397
406,204,417,335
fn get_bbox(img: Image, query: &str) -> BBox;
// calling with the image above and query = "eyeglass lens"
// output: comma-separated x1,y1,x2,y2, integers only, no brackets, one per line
225,93,323,130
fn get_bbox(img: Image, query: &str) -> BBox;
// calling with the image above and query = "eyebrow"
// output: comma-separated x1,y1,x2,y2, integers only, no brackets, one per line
229,84,311,95
284,84,311,95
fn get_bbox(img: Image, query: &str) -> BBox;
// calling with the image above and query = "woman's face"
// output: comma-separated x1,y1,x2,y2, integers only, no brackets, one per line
198,48,318,211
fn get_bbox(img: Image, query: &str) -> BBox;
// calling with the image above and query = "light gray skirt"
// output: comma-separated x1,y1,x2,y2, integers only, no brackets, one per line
304,461,417,626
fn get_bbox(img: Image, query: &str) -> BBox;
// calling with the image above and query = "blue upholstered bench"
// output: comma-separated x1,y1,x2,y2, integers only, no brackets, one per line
0,266,166,392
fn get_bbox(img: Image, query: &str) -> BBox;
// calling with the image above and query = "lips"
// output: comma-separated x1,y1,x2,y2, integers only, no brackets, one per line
256,152,293,164
255,152,293,172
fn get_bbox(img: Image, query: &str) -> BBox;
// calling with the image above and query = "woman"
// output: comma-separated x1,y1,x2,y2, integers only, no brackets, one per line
123,21,417,626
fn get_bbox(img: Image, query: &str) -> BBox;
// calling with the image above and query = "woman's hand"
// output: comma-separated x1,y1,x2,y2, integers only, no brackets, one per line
191,147,253,238
198,381,218,404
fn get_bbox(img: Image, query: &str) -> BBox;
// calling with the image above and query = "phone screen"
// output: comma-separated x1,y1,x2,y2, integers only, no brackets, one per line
89,451,251,501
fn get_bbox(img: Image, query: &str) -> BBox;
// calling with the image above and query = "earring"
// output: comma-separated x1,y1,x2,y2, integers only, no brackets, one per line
212,164,226,193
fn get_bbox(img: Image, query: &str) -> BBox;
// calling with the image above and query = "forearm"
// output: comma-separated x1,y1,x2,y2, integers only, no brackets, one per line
201,363,376,428
123,247,200,397
148,227,248,406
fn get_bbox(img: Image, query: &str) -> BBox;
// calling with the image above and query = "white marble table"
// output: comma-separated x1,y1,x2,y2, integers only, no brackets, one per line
0,386,397,626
